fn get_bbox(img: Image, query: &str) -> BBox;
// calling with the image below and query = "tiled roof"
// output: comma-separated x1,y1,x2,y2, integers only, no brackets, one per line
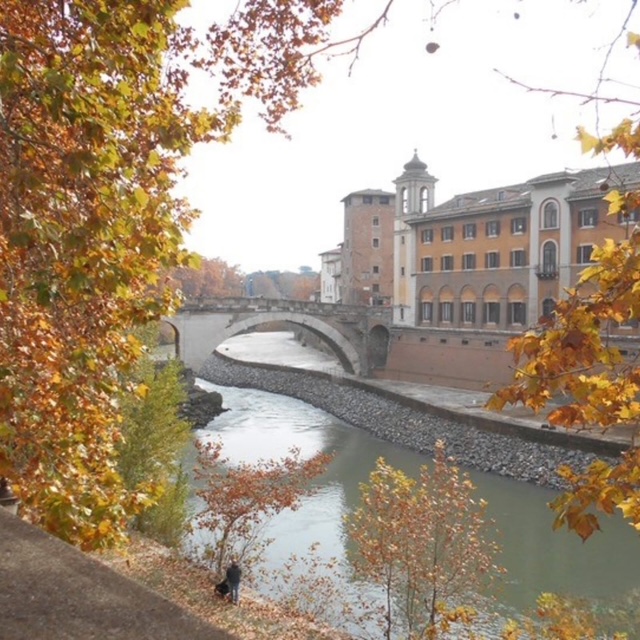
425,183,532,218
409,161,640,221
319,247,342,256
341,188,395,202
566,162,640,200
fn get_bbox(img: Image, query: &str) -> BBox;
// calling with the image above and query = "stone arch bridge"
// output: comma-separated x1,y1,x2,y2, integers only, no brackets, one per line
165,297,392,377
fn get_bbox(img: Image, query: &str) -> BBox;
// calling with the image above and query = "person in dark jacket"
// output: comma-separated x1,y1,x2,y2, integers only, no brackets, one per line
225,558,242,605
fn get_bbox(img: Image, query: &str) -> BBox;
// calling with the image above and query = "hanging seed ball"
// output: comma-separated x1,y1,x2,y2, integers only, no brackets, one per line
426,42,440,54
600,182,610,192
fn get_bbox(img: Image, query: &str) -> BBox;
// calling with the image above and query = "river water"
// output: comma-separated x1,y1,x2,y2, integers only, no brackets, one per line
183,375,640,634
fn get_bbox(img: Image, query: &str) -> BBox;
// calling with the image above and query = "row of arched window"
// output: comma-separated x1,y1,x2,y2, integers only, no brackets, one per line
401,187,430,214
419,284,556,327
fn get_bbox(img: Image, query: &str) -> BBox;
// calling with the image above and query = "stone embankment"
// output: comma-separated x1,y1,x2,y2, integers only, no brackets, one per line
199,355,617,491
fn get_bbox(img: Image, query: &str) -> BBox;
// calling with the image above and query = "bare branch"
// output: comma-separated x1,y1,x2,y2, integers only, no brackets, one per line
307,0,397,76
493,68,640,109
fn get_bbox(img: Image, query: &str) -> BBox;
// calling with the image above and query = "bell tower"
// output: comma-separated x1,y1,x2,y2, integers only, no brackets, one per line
393,151,437,326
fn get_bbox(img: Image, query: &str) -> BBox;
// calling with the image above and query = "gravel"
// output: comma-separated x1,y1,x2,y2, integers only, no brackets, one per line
199,355,618,491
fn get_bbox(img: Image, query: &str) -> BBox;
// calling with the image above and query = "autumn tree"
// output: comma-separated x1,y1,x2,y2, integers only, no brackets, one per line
193,440,332,578
487,27,640,541
169,256,244,299
501,592,628,640
116,324,192,547
346,440,503,640
0,0,348,547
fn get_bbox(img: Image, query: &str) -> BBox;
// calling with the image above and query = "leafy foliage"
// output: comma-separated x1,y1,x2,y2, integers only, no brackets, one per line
194,441,332,578
116,331,192,547
487,30,640,542
501,592,628,640
0,0,347,547
169,256,245,299
346,440,503,639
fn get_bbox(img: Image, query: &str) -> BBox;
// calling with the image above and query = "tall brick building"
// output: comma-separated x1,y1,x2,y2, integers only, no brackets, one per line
339,188,395,305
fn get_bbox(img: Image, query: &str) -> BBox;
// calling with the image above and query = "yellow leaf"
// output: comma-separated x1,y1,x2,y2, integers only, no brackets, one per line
136,383,150,399
576,126,600,154
627,32,640,48
134,187,149,208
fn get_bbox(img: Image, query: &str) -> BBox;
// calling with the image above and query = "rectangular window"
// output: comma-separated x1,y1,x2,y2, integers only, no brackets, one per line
363,195,373,204
461,301,476,324
483,302,500,324
372,265,379,274
421,228,433,244
508,302,526,325
462,253,476,270
486,220,500,237
421,302,433,322
439,301,453,322
510,249,526,267
617,210,640,224
511,217,527,234
400,267,405,276
379,196,390,205
497,190,506,201
372,284,380,293
401,235,405,245
441,255,454,271
372,216,380,226
421,257,433,272
485,251,500,269
579,208,598,228
463,223,477,239
372,238,380,248
441,226,454,242
577,244,595,264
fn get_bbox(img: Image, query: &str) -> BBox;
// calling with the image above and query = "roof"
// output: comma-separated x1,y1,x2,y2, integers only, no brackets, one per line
341,188,395,202
319,247,342,256
408,161,640,222
423,182,532,219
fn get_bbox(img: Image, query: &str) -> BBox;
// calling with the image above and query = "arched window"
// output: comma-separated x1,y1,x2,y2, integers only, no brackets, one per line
542,201,558,229
401,188,408,214
420,187,429,213
542,298,556,319
542,241,557,274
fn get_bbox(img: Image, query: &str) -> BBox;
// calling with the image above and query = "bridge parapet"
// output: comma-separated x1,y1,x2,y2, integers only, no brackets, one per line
180,297,387,319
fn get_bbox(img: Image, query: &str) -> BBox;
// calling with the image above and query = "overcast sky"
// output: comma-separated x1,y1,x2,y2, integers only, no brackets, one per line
176,0,639,274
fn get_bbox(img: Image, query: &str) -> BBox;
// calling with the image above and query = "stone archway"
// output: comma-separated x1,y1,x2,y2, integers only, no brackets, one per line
368,324,390,368
216,312,362,375
159,319,180,359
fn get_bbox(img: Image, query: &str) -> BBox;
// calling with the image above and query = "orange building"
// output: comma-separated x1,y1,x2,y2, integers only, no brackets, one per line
382,154,640,389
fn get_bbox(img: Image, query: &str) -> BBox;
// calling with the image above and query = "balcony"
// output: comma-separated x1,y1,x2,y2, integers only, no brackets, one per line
535,264,558,280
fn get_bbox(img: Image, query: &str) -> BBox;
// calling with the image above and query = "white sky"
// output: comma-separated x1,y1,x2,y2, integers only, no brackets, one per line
177,0,639,274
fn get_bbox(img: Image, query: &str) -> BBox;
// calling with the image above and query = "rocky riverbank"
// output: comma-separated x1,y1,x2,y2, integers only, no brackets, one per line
199,354,617,491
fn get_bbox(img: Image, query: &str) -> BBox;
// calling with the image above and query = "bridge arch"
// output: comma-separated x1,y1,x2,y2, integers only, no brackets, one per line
216,312,361,374
170,309,364,375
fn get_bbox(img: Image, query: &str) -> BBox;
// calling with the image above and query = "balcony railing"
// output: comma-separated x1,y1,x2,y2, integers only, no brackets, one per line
535,264,558,280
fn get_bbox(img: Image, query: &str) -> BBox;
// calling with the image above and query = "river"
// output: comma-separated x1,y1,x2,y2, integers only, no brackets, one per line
183,375,640,636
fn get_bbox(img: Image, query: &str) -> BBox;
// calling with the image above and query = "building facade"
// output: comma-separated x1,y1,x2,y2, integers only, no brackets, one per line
384,154,640,389
340,189,395,305
318,247,342,303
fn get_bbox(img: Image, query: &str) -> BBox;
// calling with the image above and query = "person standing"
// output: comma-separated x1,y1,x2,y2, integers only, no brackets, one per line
226,558,242,605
